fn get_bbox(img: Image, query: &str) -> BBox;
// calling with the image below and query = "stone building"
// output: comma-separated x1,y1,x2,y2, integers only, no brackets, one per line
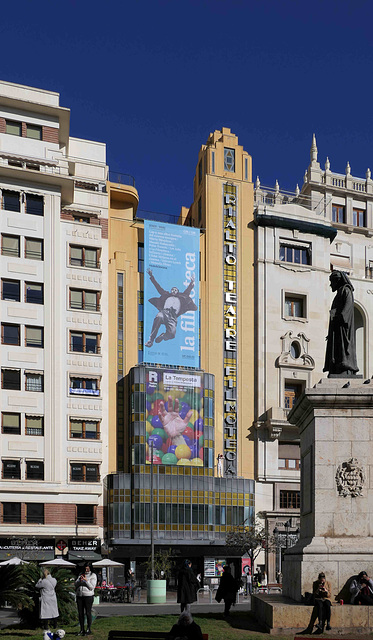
0,81,108,561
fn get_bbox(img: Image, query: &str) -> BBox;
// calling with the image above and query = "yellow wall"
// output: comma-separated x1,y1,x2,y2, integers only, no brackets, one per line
107,127,255,481
107,182,139,473
185,128,255,478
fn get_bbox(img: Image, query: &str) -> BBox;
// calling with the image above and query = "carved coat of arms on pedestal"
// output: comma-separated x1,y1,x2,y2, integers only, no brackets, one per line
335,457,365,497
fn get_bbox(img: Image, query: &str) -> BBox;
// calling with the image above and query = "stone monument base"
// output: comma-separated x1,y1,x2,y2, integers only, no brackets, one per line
252,593,373,635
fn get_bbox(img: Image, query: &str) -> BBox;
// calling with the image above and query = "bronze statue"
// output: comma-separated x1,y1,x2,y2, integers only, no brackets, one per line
323,271,358,377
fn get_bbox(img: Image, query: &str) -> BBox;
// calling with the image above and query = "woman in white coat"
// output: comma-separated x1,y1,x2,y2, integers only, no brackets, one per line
36,569,59,629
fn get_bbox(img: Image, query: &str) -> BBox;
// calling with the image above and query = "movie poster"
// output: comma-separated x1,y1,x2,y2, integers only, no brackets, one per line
143,221,200,368
145,368,204,466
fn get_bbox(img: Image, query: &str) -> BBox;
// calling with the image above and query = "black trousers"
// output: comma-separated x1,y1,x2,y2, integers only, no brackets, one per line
224,598,234,615
315,598,331,626
77,595,94,631
356,593,373,605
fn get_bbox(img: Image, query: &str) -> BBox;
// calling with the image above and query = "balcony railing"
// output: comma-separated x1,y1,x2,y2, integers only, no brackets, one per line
108,172,135,187
76,516,97,525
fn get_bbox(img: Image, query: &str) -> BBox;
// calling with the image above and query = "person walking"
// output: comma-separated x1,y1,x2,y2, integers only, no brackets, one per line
215,565,239,616
177,559,199,613
35,569,59,630
75,563,97,635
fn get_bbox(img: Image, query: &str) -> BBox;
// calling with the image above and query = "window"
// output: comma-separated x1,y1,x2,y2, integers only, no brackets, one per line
278,443,300,470
284,295,305,318
70,289,100,311
69,419,100,440
284,383,303,409
353,208,365,227
77,504,96,525
26,194,43,216
279,243,311,265
25,282,44,304
198,198,202,226
70,332,100,354
2,413,21,435
2,323,20,345
2,234,20,257
8,159,22,168
2,190,20,212
3,460,21,479
332,204,345,223
5,120,21,136
3,502,21,523
2,369,21,390
138,243,144,273
69,377,100,396
290,341,301,358
25,238,43,260
25,373,44,392
27,503,44,524
73,214,91,224
26,460,44,480
70,463,100,483
26,124,42,140
69,245,100,269
25,326,44,348
224,148,235,172
198,160,202,185
280,490,300,509
2,279,20,301
25,416,44,436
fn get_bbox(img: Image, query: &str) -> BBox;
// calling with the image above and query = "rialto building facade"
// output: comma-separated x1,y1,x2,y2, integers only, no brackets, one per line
0,81,108,562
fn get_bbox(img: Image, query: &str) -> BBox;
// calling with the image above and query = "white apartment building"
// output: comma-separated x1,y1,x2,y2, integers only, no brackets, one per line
0,81,108,561
254,136,373,579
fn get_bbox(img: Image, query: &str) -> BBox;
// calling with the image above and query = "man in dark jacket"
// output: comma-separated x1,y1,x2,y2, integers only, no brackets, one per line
145,269,197,347
177,560,199,613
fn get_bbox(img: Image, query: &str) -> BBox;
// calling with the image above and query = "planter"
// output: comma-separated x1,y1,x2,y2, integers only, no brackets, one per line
147,579,167,604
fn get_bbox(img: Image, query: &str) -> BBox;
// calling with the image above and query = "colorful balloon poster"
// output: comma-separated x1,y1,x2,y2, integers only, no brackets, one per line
145,368,204,467
143,220,200,368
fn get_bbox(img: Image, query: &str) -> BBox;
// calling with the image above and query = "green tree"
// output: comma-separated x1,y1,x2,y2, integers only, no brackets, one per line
226,519,271,568
142,548,174,580
0,564,33,610
19,563,77,627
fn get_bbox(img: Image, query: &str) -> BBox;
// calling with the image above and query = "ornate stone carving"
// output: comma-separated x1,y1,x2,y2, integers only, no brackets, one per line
336,458,365,497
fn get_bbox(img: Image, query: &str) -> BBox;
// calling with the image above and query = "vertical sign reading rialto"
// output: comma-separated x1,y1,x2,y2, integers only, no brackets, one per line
144,221,200,367
223,185,237,475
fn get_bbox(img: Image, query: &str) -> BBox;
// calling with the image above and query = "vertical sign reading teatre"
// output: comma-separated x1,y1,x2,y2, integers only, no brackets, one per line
223,184,237,475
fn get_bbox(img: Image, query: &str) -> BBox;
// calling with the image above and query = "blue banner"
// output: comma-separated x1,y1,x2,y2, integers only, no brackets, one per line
144,221,200,367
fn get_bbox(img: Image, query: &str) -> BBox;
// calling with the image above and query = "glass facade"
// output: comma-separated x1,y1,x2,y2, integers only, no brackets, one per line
106,364,255,546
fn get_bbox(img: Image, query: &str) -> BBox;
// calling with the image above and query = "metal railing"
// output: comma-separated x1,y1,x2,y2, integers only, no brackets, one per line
108,172,135,187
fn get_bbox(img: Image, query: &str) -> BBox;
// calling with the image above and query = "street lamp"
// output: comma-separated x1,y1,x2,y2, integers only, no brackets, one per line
284,519,291,549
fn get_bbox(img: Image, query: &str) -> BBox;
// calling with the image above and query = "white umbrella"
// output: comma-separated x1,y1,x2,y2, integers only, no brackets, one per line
0,556,29,565
92,559,124,567
40,558,76,567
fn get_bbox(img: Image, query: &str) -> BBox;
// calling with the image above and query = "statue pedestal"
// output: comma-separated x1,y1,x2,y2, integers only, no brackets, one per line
282,378,373,601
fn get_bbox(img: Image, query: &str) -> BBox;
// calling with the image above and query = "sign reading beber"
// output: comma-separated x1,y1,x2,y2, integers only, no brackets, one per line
144,221,200,367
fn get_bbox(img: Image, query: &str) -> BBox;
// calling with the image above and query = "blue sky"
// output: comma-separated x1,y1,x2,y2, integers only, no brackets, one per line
1,0,372,220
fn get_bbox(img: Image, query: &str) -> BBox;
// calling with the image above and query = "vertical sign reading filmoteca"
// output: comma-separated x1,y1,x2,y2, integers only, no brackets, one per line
223,184,238,476
144,221,200,367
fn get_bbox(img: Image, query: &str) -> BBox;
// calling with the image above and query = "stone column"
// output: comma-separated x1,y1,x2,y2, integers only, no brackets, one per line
282,378,373,601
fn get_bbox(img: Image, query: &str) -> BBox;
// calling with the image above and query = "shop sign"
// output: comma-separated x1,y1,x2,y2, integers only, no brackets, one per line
68,539,101,553
0,537,54,551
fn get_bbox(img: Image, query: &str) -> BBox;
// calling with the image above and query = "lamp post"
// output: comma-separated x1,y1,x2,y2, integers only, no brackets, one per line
284,519,291,549
150,441,154,580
